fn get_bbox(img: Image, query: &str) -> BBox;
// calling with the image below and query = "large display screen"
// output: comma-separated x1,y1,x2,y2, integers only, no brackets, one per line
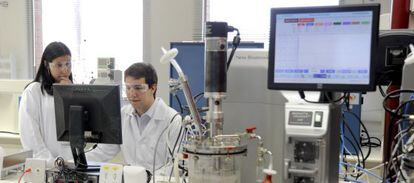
268,5,379,91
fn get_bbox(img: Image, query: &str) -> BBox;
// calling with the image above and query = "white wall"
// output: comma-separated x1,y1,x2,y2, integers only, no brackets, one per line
143,0,202,103
0,0,33,79
0,79,31,133
0,0,202,130
0,0,202,133
0,0,392,100
340,0,391,13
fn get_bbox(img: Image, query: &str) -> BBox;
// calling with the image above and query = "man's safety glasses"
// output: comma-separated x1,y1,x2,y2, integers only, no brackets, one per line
123,83,149,93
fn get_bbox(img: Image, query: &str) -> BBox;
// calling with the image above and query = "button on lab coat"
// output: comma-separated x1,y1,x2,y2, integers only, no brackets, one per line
87,98,182,171
19,82,72,162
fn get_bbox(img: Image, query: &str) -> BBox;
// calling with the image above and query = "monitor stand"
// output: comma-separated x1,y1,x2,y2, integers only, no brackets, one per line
69,105,100,172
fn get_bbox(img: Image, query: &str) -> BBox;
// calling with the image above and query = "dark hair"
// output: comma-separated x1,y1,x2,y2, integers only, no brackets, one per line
124,62,158,98
31,42,72,95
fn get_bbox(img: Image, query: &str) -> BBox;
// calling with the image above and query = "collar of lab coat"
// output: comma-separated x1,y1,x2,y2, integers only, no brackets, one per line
126,97,165,121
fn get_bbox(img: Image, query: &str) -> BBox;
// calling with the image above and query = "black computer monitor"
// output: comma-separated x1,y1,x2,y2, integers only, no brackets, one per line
267,4,379,92
54,84,122,170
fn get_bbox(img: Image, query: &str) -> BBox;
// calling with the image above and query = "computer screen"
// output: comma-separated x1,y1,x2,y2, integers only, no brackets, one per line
54,84,122,169
268,5,379,92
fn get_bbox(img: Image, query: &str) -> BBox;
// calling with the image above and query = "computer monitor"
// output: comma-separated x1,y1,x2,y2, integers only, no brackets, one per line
267,4,379,92
54,84,122,170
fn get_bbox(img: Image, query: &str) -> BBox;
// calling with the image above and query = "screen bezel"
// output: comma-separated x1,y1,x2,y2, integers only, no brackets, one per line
267,4,380,92
54,84,122,144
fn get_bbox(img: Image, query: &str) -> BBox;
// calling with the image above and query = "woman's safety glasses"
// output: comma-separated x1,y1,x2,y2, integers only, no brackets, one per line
49,62,71,70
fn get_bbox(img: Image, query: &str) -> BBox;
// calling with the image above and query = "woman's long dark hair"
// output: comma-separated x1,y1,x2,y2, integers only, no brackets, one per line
31,42,72,95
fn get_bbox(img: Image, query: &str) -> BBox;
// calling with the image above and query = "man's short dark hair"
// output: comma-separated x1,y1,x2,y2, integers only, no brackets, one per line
124,62,158,97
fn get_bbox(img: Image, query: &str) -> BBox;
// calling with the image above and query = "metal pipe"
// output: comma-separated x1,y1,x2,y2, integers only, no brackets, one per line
214,134,241,139
266,150,274,171
391,0,410,29
205,22,228,137
181,77,204,139
251,134,264,147
207,98,224,137
160,48,204,139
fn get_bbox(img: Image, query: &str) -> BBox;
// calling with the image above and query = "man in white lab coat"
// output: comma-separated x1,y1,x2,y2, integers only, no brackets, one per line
87,62,183,172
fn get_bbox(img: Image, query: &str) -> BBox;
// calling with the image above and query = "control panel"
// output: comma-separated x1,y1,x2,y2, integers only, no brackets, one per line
283,103,341,183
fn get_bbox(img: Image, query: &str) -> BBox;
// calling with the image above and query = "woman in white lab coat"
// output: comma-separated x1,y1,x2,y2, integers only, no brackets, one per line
19,42,73,163
87,63,183,172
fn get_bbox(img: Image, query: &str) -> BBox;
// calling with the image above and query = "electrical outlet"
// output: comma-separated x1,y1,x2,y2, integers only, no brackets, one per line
348,93,361,105
24,158,46,183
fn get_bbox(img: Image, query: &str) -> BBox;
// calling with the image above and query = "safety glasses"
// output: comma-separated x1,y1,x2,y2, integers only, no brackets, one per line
49,62,72,70
123,83,149,93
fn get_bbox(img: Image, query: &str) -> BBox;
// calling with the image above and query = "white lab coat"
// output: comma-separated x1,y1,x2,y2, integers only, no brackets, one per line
87,97,183,171
18,82,72,162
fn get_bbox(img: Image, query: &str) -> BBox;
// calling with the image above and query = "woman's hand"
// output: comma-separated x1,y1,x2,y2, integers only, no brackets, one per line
59,77,72,85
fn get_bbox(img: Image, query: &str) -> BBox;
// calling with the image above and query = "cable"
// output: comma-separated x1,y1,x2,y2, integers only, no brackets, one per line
402,157,414,169
341,119,363,177
84,144,98,154
343,116,365,168
0,131,19,135
376,70,398,97
188,92,207,113
168,127,187,181
174,95,184,114
152,127,169,183
153,113,181,183
383,98,413,178
339,177,364,183
340,162,383,181
340,119,346,177
385,116,404,181
342,136,361,166
382,92,414,180
368,162,387,171
360,137,380,147
18,168,31,183
343,93,351,110
168,127,183,157
343,135,362,172
298,90,319,104
325,92,347,104
340,177,366,183
386,124,413,180
53,157,89,182
226,26,240,71
193,92,204,102
385,114,414,176
361,137,381,147
379,155,406,182
383,89,414,117
298,90,347,104
194,92,206,107
379,81,393,98
166,125,184,181
387,100,414,120
343,110,372,163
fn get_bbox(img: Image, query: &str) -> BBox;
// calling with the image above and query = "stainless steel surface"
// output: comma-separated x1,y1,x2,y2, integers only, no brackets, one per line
207,98,224,137
284,103,341,183
181,78,204,139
